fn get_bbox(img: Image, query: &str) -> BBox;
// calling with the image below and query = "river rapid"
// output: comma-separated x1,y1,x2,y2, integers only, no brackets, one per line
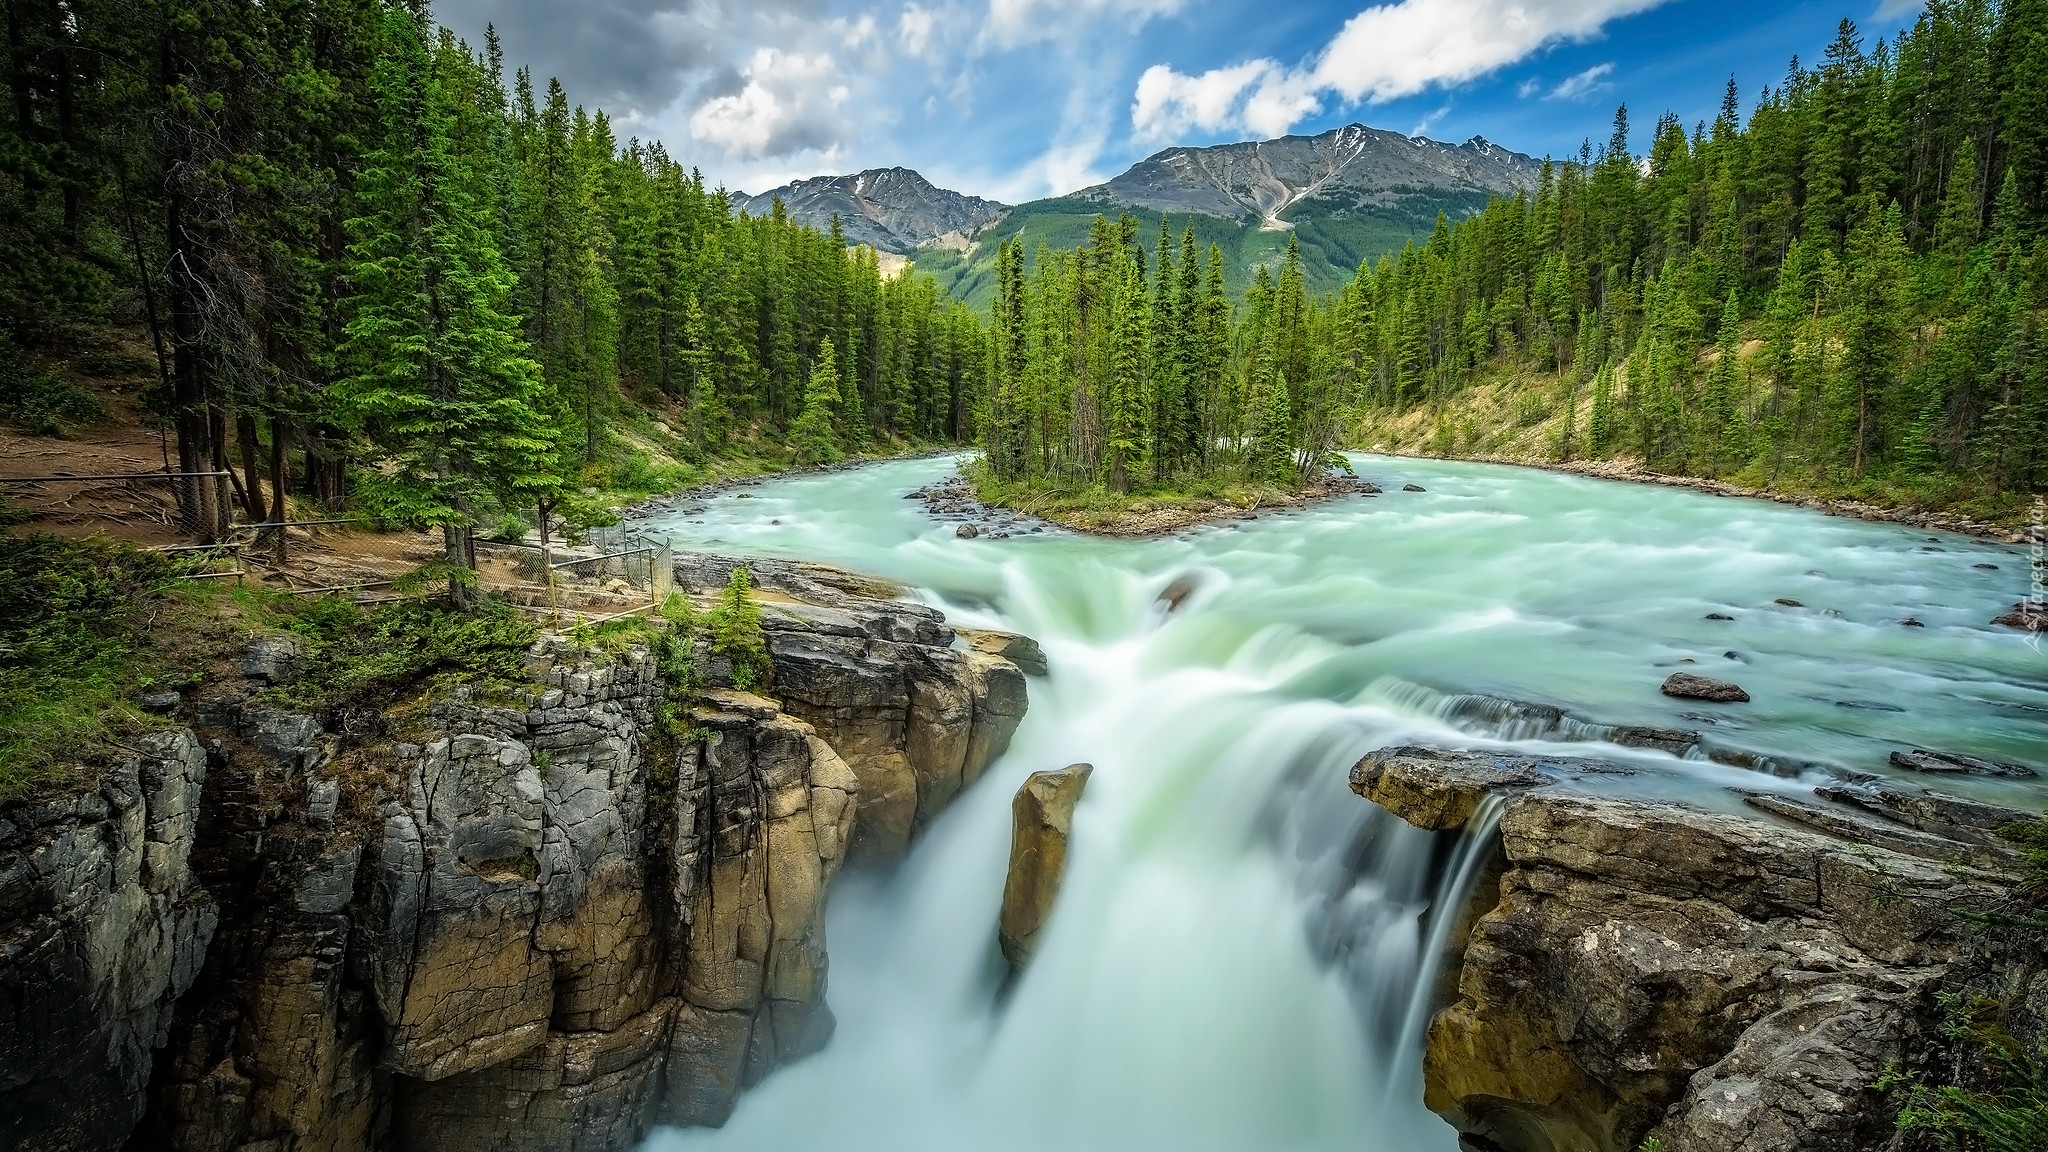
633,453,2047,1152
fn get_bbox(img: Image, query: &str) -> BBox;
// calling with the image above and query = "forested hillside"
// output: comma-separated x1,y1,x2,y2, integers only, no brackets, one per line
1350,3,2047,513
1,1,985,570
970,1,2044,523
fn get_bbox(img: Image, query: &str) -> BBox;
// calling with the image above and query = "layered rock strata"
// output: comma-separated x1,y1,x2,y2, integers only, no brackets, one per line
1351,746,2037,1152
1,565,1030,1152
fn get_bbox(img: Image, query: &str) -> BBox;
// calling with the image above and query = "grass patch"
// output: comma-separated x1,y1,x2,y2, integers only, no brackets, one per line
0,534,205,800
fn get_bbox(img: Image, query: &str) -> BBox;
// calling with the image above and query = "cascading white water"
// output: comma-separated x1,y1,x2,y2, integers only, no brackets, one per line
635,454,2047,1151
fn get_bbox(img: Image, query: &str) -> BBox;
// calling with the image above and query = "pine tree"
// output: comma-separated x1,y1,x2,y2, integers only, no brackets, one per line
708,565,768,690
1704,289,1747,471
1246,325,1294,483
1102,258,1148,494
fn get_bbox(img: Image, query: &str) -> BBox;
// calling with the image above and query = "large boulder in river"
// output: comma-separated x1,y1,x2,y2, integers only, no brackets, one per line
1350,745,2034,1152
1659,671,1749,702
959,627,1049,677
998,764,1092,967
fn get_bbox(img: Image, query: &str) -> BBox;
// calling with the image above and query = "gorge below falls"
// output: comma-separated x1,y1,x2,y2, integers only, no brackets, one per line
630,453,2047,1152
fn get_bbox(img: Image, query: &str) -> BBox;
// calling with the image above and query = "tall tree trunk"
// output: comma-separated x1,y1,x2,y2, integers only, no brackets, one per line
269,403,289,564
236,410,267,522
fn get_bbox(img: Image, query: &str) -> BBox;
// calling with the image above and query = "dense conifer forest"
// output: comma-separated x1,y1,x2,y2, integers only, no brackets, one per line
4,0,2044,541
1,0,986,572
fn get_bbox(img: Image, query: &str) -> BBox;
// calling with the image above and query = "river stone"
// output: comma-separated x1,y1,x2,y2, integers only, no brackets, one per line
955,524,979,538
1773,597,1803,607
1660,672,1749,703
1402,483,1426,492
1889,748,2039,779
1992,601,2046,631
998,764,1092,967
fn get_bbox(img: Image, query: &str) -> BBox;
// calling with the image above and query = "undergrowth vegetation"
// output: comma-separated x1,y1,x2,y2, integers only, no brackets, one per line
0,535,197,799
0,343,106,437
263,595,541,713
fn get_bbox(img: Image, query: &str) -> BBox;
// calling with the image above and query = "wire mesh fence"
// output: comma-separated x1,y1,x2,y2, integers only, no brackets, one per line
0,470,233,541
550,545,661,591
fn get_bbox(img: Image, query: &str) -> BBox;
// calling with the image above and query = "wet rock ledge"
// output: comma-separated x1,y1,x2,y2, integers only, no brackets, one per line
1352,746,2044,1152
0,554,1033,1152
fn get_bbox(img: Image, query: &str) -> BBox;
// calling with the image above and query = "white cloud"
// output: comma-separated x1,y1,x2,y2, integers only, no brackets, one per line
1131,59,1280,140
1410,101,1452,137
1516,76,1543,98
1547,62,1614,100
689,48,852,159
899,4,937,57
1131,0,1671,140
1873,0,1924,20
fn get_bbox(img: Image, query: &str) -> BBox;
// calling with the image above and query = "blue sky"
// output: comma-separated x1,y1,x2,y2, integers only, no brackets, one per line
433,0,1928,203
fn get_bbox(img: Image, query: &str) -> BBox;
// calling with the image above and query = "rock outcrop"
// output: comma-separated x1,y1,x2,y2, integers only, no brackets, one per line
1,558,1032,1152
997,764,1092,967
1350,746,2032,1152
756,596,1027,865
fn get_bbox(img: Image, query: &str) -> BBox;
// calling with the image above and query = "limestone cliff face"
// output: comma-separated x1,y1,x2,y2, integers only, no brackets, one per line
0,573,1029,1152
0,731,215,1152
1352,746,2040,1152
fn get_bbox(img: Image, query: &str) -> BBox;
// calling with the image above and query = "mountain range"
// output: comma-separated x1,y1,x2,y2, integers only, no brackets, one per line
734,123,1543,305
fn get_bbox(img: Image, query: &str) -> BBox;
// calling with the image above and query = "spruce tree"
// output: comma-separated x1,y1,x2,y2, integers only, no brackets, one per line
334,7,557,607
790,336,843,465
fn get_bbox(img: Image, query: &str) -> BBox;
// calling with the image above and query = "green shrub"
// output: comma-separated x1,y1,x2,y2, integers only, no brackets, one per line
489,513,531,543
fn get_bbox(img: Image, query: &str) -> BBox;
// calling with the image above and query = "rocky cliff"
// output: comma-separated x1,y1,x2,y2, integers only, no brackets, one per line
1352,745,2044,1152
0,560,1030,1152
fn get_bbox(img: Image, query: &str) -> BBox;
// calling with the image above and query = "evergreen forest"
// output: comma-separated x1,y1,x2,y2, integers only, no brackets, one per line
1,0,988,581
5,0,2046,549
977,0,2048,518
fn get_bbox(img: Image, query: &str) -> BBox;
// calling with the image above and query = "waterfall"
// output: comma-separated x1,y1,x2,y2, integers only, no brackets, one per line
634,452,2046,1151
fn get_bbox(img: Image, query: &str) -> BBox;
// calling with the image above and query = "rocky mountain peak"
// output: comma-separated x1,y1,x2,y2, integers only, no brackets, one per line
732,168,1009,254
1072,122,1542,224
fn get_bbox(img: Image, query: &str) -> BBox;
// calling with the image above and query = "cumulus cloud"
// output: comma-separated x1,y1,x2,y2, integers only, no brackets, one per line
689,47,852,158
899,4,936,57
1132,60,1279,140
1131,0,1671,140
1547,62,1614,100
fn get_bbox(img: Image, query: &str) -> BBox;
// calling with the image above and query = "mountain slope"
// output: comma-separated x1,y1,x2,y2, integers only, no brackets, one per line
732,168,1009,254
916,124,1542,309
